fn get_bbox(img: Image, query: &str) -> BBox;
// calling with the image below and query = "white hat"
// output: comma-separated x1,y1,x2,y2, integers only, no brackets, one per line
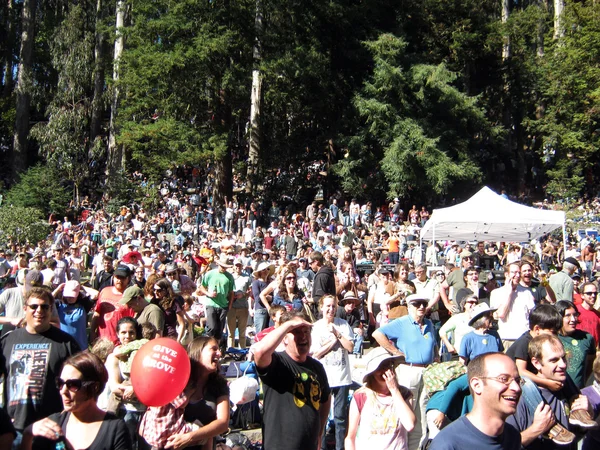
362,348,404,382
215,253,234,268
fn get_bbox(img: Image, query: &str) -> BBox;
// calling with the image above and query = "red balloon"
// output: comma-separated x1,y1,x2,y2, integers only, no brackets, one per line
130,338,191,407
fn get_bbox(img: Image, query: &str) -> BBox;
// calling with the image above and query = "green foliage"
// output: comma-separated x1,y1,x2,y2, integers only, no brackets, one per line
335,33,498,201
0,206,51,246
117,0,253,176
546,159,585,200
3,165,71,216
29,2,100,202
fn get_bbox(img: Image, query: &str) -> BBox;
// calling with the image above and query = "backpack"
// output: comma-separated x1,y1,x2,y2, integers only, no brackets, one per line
422,360,467,397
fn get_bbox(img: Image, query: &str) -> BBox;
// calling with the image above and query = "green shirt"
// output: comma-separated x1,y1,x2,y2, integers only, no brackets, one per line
558,330,595,388
202,269,234,308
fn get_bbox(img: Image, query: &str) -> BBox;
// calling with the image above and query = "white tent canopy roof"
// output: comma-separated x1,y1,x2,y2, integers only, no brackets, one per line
420,186,565,242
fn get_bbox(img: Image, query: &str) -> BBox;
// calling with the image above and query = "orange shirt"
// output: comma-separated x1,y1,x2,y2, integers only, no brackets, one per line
388,236,400,253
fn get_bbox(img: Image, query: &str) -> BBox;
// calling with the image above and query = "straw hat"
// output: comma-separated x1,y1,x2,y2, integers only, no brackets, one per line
215,253,234,268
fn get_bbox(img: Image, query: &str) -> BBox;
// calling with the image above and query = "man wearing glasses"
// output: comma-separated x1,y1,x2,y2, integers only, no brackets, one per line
372,294,438,450
1,287,80,444
576,281,600,346
430,352,522,450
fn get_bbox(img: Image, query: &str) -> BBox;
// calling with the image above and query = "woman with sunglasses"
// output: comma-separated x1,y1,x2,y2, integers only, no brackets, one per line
151,278,186,343
272,269,306,312
345,347,415,450
22,351,130,450
438,294,479,358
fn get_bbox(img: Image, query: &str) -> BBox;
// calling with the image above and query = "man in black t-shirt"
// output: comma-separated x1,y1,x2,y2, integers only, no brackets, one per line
253,311,331,450
0,287,80,435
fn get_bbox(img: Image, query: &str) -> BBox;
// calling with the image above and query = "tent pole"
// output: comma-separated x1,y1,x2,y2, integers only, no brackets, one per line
562,223,567,263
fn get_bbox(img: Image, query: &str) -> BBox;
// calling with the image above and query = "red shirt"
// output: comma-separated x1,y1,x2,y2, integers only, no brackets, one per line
576,303,600,346
94,286,135,344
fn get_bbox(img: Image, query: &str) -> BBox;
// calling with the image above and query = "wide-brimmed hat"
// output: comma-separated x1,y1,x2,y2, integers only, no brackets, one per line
215,253,234,268
165,263,178,274
362,347,404,382
340,291,360,306
468,303,497,327
406,293,429,306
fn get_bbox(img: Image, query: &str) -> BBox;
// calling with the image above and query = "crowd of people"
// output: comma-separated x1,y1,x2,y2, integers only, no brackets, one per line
1,168,600,450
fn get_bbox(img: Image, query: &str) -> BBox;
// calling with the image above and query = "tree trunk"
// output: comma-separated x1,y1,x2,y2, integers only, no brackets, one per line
90,0,106,143
12,0,37,176
214,151,233,208
3,0,15,98
553,0,564,40
246,0,263,195
106,0,125,185
501,0,511,61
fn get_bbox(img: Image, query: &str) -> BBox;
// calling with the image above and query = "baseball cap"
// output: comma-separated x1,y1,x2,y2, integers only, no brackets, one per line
114,265,132,278
119,285,144,305
63,280,81,298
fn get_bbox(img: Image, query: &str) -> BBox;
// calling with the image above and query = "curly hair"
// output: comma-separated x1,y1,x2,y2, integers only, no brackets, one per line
276,268,300,302
153,277,177,310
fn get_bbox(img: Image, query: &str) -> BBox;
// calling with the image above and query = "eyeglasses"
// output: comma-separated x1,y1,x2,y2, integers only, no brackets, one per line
56,377,96,392
27,304,51,312
584,292,598,296
564,313,581,319
410,302,428,308
479,375,525,387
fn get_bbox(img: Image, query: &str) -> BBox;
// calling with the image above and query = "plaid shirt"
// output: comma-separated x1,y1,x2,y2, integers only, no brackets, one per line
139,392,193,447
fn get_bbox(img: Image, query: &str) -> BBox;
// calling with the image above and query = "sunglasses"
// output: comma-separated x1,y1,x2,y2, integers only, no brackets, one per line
410,302,428,308
56,377,96,392
285,277,296,281
27,304,51,312
154,287,164,292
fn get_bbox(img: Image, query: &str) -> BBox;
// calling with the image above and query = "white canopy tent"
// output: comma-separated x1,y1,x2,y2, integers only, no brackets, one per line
419,186,565,243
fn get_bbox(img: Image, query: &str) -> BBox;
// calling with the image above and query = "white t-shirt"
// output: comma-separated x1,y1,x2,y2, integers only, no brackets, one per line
310,317,354,387
490,284,534,340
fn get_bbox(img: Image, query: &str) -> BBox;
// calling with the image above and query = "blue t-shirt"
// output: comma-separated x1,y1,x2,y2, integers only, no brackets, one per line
459,330,503,363
378,315,436,364
430,415,521,450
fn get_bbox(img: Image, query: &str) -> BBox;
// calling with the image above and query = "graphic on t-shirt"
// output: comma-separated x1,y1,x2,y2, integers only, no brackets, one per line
8,343,51,407
293,371,322,410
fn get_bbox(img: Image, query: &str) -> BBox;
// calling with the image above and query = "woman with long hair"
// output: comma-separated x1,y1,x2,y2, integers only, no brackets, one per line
162,337,230,449
23,352,130,450
345,348,415,450
151,278,186,343
272,268,306,312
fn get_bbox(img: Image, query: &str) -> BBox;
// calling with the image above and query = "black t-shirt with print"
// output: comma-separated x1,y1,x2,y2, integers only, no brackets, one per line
258,351,331,450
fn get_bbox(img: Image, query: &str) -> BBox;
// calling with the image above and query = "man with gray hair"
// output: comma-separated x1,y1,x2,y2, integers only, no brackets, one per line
549,257,578,302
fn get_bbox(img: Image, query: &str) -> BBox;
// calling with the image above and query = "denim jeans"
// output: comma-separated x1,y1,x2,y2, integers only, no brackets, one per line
321,384,350,450
521,377,545,416
353,333,364,354
254,308,270,335
119,409,149,450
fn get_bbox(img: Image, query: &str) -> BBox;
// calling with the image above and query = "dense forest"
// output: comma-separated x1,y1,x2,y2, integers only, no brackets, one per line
0,0,598,210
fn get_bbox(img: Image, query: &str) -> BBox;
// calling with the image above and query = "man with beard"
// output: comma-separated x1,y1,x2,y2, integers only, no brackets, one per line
254,311,331,450
89,265,135,344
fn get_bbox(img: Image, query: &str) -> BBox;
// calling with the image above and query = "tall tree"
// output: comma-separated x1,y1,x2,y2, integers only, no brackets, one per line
12,0,37,176
106,0,126,184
